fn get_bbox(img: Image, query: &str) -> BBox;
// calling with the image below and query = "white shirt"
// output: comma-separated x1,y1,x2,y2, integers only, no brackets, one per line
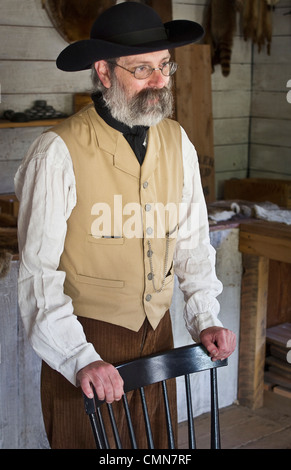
14,126,223,386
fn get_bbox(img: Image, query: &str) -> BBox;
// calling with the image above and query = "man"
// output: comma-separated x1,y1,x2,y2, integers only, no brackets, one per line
15,2,235,449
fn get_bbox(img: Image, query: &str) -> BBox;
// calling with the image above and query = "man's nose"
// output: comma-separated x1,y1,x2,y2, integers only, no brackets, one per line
147,69,169,88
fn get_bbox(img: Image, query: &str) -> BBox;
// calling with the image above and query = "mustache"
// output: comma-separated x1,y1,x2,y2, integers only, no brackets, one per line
131,86,172,110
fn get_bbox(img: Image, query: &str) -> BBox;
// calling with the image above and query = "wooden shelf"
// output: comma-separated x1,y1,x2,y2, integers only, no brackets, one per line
239,220,291,264
0,119,65,129
238,220,291,409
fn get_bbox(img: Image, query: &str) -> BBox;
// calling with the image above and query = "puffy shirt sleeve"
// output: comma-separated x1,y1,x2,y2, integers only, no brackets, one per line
174,127,223,342
14,131,101,385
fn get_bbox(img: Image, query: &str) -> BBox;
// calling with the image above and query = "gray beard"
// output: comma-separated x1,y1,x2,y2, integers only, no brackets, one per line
102,75,174,128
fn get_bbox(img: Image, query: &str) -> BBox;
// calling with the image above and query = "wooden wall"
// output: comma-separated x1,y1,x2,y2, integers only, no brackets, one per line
173,0,291,197
0,0,91,193
249,1,291,181
0,0,290,197
172,0,252,198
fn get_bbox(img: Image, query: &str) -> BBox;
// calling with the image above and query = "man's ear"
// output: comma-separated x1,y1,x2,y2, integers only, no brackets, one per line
94,61,112,88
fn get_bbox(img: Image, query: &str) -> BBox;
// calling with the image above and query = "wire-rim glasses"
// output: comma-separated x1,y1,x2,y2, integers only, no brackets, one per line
107,61,178,80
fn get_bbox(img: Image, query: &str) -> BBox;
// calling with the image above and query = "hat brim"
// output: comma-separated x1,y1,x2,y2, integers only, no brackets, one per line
56,20,204,72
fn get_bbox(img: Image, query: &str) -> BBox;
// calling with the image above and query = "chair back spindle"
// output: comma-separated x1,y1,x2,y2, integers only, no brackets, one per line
83,343,228,449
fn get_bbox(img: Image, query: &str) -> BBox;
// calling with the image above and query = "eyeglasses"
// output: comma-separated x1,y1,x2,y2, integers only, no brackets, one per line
107,61,178,80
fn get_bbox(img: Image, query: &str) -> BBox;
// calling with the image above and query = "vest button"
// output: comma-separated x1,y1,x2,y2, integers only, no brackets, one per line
147,250,153,257
145,204,151,212
143,181,149,189
145,294,152,302
147,273,153,280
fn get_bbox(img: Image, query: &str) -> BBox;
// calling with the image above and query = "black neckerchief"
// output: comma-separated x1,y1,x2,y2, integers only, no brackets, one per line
91,92,149,165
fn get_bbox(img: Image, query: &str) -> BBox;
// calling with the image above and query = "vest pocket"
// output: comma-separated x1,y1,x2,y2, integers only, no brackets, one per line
87,234,124,245
76,274,124,288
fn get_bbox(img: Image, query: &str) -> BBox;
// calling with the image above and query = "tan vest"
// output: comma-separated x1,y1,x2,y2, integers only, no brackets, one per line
52,104,183,331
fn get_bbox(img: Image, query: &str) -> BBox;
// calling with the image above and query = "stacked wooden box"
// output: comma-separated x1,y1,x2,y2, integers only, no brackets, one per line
265,323,291,399
224,178,291,209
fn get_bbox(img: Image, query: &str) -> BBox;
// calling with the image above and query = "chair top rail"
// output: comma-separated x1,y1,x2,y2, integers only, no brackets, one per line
117,344,227,392
117,343,227,394
85,343,227,409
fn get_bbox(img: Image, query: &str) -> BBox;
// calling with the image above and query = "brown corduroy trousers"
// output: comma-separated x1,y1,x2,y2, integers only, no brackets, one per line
41,311,177,449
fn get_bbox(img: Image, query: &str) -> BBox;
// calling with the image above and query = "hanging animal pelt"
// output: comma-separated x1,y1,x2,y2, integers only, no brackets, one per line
203,0,240,77
203,0,279,76
242,0,279,55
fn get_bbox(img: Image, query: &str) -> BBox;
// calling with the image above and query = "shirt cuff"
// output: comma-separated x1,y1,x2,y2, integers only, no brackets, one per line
184,309,224,343
58,343,102,387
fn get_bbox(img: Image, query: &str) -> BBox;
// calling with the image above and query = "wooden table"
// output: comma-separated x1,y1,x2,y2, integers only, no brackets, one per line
238,220,291,408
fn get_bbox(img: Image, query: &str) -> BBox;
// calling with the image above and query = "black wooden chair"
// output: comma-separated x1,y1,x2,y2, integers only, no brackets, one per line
83,343,228,449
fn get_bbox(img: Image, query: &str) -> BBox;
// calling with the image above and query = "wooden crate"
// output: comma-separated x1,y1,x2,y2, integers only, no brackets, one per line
224,178,291,209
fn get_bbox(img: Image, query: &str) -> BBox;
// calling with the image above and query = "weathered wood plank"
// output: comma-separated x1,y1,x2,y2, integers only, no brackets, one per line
0,61,91,95
272,7,291,36
2,0,52,26
238,253,269,409
253,64,291,92
213,91,251,118
251,91,291,120
0,127,51,161
212,64,252,91
172,3,205,24
0,125,54,193
214,118,249,146
240,231,291,264
175,44,215,201
0,26,67,61
215,144,248,172
250,144,291,175
251,118,291,148
239,221,291,263
0,161,23,193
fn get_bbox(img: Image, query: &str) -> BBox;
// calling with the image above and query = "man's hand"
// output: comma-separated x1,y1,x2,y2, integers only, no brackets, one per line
200,326,236,361
76,360,124,402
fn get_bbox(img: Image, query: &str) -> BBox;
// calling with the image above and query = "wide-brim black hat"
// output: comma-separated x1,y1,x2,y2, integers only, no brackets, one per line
56,1,204,72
